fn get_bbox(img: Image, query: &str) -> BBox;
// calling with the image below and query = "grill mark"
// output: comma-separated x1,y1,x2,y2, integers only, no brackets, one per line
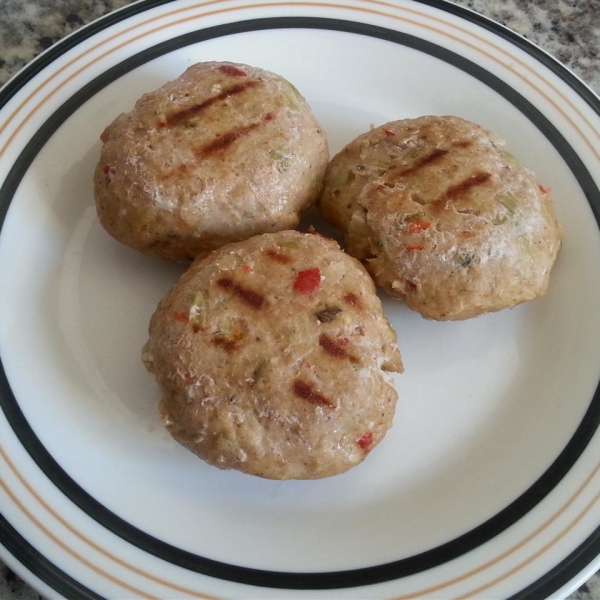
197,112,275,159
418,148,449,166
163,81,260,127
158,162,188,182
198,122,260,157
292,380,336,409
218,278,234,291
319,334,358,363
218,65,247,77
434,172,493,210
386,148,449,183
217,277,264,309
265,249,292,264
384,140,471,185
212,338,239,354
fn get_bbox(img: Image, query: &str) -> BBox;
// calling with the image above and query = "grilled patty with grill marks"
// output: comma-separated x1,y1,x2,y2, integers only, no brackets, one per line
94,62,329,261
318,115,561,321
142,231,403,480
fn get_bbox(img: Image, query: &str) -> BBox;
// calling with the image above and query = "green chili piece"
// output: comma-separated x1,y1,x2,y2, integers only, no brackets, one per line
497,193,519,213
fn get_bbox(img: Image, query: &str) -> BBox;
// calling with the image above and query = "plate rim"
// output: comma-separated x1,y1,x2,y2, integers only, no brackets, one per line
0,1,599,599
0,512,101,600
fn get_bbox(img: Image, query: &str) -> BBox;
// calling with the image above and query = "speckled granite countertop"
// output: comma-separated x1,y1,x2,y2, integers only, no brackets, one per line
0,1,598,599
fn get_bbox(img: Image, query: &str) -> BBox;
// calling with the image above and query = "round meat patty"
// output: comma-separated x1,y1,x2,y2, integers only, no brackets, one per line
318,115,561,321
143,231,403,479
94,62,328,261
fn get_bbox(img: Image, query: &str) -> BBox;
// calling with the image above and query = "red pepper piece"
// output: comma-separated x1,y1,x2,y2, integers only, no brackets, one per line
343,292,360,307
241,264,252,274
406,245,425,251
382,127,395,137
184,374,198,385
357,432,373,450
173,311,188,323
293,268,321,295
102,165,116,180
293,380,336,408
407,221,432,234
217,277,264,309
218,65,247,77
539,184,551,194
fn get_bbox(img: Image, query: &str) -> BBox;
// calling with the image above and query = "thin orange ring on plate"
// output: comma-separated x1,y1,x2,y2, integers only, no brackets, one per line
0,1,599,599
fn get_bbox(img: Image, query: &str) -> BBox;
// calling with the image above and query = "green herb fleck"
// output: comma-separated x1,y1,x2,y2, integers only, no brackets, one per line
188,292,206,325
497,193,519,213
252,361,267,384
519,236,532,257
270,147,291,173
282,81,304,110
329,170,354,189
407,148,423,160
501,150,520,168
405,212,426,223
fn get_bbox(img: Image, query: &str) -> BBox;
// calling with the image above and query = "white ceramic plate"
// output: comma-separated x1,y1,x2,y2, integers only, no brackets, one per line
1,1,599,598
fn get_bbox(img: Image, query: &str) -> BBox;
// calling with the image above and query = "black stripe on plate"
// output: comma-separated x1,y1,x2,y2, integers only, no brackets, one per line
508,524,600,600
0,0,175,112
415,0,600,120
0,512,104,600
0,9,599,599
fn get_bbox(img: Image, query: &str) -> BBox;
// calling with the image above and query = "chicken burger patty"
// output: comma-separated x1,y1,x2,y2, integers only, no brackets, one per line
143,230,403,479
95,62,329,260
318,115,561,320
